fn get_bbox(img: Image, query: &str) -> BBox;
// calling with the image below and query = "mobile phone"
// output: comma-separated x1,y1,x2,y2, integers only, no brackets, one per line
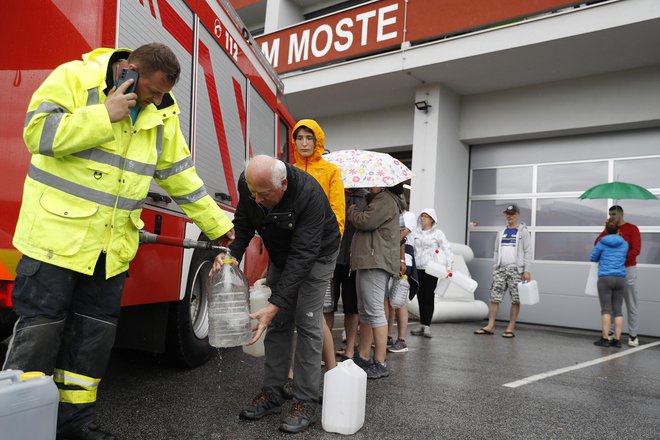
116,68,139,94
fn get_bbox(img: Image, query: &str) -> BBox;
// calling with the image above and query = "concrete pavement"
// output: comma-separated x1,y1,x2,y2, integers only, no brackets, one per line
93,320,660,439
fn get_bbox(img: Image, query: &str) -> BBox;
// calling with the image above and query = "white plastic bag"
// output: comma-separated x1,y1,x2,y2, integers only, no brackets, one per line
518,280,539,305
585,262,599,296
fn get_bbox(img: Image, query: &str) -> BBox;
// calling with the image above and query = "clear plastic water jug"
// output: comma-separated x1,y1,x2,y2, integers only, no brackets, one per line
242,278,271,357
389,275,409,309
322,359,367,435
207,253,251,348
0,370,59,440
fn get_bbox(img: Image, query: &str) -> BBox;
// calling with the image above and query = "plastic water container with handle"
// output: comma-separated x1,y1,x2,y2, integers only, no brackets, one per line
242,278,271,357
449,271,478,294
0,370,59,440
518,280,540,305
207,253,251,348
322,359,367,435
425,261,448,279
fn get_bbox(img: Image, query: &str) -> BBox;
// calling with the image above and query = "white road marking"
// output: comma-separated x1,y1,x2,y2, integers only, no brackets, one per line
503,340,660,388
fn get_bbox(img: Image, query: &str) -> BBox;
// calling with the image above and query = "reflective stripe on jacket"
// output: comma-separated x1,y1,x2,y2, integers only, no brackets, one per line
14,48,233,277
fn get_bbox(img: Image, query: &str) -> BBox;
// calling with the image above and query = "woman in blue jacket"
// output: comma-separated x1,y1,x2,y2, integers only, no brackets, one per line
590,220,628,348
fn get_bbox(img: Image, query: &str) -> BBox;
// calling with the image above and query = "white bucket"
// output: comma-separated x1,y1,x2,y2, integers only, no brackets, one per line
518,280,540,305
322,359,367,435
242,278,272,357
0,370,59,440
449,271,478,294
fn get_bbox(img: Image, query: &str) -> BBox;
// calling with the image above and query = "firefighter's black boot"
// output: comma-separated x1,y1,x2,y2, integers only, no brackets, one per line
57,422,116,440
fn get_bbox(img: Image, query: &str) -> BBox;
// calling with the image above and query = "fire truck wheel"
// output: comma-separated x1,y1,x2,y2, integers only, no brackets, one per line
166,245,215,368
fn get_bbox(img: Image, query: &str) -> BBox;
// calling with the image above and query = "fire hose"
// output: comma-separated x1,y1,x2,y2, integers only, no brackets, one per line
138,230,230,253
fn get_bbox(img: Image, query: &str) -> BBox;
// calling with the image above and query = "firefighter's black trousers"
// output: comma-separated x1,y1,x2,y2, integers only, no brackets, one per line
2,253,126,434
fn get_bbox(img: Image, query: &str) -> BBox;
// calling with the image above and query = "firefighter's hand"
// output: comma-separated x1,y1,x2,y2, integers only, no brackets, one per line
220,228,235,245
246,303,279,345
105,80,137,122
210,253,237,275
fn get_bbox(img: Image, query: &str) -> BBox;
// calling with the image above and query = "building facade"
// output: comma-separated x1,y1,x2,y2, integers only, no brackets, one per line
231,0,660,337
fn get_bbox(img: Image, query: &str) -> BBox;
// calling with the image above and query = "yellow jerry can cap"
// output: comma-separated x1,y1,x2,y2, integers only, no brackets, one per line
19,371,46,381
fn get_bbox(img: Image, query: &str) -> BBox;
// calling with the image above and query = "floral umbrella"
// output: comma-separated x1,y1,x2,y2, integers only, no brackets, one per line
324,149,414,188
578,181,658,200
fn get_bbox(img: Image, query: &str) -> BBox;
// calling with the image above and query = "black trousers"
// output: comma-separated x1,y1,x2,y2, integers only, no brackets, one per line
332,263,358,315
416,270,438,326
3,253,126,434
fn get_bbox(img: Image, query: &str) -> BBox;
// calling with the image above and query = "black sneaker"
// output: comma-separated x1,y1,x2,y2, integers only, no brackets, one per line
351,353,371,370
279,400,317,433
57,423,116,440
387,336,394,346
593,337,610,347
610,338,622,348
239,391,282,420
366,361,389,380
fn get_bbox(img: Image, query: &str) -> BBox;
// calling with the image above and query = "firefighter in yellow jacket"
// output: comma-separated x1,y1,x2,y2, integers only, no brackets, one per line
3,44,234,440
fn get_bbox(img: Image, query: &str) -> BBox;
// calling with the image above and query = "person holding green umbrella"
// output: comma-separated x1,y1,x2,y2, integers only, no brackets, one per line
580,180,654,347
594,205,641,347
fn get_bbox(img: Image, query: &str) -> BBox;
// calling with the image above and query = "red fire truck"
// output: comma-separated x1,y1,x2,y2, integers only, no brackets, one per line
0,0,294,367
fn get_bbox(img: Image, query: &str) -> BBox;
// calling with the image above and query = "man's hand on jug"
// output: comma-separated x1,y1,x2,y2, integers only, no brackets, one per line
245,303,279,345
210,253,237,275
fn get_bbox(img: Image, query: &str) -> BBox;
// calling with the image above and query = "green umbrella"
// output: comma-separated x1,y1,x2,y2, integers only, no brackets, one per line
579,181,658,200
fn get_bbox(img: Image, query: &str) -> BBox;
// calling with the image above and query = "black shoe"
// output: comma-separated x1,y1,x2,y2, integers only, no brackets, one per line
239,391,282,420
279,400,317,433
351,353,371,370
610,338,622,348
57,423,116,440
366,361,389,380
593,337,610,347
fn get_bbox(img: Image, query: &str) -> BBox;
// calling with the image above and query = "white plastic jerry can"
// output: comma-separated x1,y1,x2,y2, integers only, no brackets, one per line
322,359,367,435
449,270,478,294
424,261,448,279
0,370,59,440
517,280,540,305
242,278,272,357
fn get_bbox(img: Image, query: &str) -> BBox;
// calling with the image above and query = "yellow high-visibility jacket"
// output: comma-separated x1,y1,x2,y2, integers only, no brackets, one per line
14,48,233,278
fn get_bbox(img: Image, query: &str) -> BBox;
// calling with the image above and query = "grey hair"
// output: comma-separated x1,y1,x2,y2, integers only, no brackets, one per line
246,155,287,188
271,159,287,188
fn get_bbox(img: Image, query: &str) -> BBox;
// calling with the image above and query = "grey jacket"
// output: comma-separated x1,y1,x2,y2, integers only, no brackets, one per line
348,189,402,276
493,222,532,274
